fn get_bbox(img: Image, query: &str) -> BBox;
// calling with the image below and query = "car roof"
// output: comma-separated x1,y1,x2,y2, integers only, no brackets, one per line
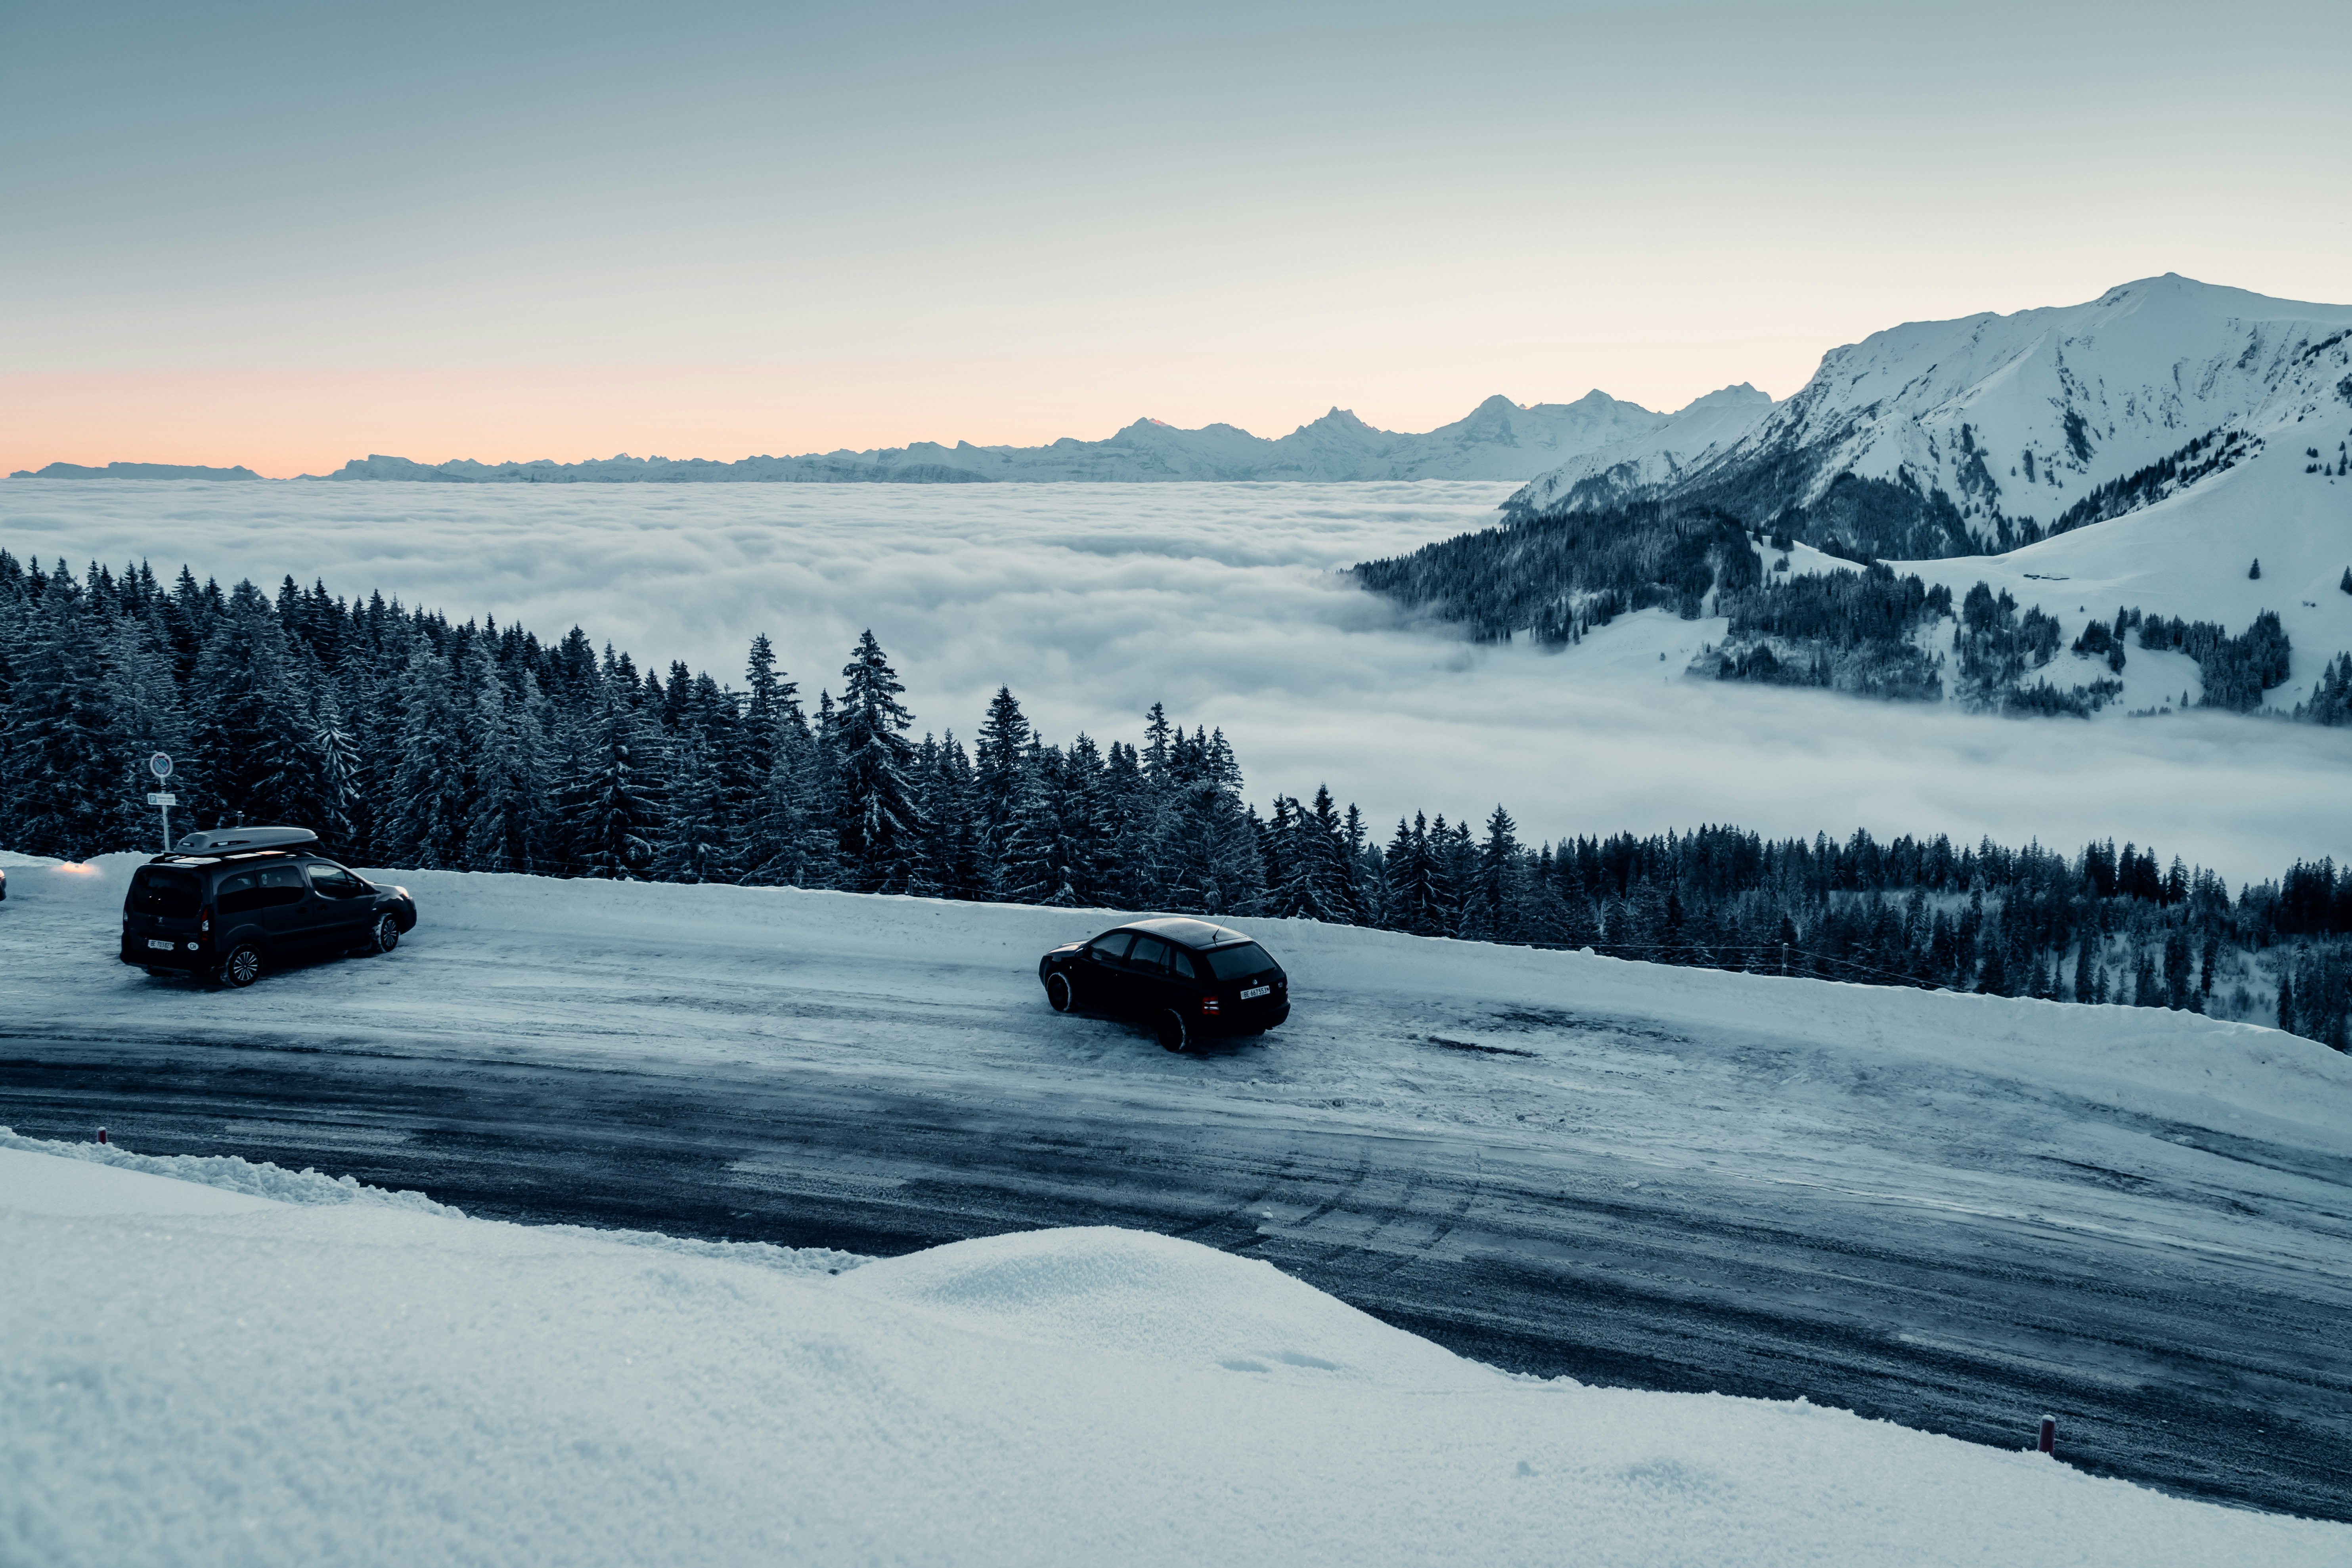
1122,916,1255,950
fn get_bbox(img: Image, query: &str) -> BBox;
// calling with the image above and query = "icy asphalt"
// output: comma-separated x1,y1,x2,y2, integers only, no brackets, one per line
3,857,2348,1523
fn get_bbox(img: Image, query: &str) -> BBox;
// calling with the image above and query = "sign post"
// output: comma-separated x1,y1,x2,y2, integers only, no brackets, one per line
147,754,175,852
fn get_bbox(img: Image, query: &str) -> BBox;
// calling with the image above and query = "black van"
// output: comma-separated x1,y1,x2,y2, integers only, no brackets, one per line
1037,917,1290,1052
121,827,418,988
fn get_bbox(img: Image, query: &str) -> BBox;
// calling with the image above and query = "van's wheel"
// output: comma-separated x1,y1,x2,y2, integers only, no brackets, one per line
1156,1008,1190,1053
1045,971,1075,1013
216,943,264,989
369,913,401,954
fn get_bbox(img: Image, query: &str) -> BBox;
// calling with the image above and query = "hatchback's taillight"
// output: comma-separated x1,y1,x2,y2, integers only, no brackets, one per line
1200,996,1221,1015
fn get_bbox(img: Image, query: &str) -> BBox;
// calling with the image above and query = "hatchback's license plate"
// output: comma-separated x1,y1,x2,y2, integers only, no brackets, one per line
146,938,175,951
1240,984,1270,1000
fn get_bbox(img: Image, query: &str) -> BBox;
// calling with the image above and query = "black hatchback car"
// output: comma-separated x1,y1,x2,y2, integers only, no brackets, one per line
120,826,418,988
1039,917,1289,1052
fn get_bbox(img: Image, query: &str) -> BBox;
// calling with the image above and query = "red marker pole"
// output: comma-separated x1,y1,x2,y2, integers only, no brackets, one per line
2038,1416,2056,1456
98,1128,107,1144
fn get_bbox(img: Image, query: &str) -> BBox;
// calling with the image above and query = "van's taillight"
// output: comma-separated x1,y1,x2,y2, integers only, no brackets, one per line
198,904,213,935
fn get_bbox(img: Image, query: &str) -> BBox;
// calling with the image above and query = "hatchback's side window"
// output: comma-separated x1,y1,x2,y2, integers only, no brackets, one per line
216,871,264,916
1168,949,1197,981
1088,932,1133,963
259,866,307,906
1127,936,1169,975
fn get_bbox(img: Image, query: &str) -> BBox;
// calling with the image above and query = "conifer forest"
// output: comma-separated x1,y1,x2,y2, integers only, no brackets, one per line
4,549,2347,1050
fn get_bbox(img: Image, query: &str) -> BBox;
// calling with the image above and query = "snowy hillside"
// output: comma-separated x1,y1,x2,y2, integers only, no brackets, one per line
1506,276,2352,562
297,391,1670,484
1885,431,2352,708
6,849,2352,1557
7,849,2352,1520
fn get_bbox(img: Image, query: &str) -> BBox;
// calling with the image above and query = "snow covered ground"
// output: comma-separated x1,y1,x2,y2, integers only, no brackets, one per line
7,478,2350,879
8,1134,2347,1566
5,850,2352,1539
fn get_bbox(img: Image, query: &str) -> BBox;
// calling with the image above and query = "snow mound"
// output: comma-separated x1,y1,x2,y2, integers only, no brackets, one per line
0,1125,459,1214
0,1144,279,1216
843,1225,1485,1386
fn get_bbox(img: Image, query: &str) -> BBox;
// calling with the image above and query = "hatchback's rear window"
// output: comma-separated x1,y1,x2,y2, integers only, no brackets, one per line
1204,942,1274,980
128,867,201,918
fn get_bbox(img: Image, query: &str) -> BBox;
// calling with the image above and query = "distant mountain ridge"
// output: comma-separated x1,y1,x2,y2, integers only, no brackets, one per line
10,461,263,481
293,391,1683,485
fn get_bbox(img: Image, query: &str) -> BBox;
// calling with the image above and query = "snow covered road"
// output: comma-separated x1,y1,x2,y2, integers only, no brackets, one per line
4,853,2350,1521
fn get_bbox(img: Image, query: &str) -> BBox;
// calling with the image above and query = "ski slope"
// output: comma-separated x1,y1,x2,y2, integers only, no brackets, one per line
8,1141,2347,1568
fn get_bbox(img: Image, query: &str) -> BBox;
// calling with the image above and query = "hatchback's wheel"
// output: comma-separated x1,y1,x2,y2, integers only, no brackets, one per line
369,913,401,954
217,943,264,989
1045,971,1075,1013
1156,1008,1190,1053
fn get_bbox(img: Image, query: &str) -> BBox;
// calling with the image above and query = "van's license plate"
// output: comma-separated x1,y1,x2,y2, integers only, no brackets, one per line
1240,984,1270,999
146,938,175,951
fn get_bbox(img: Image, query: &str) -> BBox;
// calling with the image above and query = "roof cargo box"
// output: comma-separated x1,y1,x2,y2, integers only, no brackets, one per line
172,826,320,854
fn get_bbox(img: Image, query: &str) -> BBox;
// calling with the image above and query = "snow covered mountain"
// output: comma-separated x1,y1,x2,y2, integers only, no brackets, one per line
1504,276,2352,562
1501,383,1775,515
303,392,1669,484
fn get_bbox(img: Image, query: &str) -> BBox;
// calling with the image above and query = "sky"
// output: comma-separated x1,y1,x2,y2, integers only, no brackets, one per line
9,479,2346,882
4,0,2349,477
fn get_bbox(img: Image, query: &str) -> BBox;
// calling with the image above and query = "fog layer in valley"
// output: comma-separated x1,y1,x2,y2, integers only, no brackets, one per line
10,479,2347,881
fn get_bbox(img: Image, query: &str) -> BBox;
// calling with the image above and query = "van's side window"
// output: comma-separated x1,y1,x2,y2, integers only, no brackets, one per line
259,866,306,906
306,864,364,899
216,871,264,916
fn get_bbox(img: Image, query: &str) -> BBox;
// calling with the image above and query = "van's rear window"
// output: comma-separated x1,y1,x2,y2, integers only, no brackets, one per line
128,867,201,918
1204,942,1274,980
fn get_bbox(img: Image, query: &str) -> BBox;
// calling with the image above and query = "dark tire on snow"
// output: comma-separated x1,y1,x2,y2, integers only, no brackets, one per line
1156,1008,1190,1053
1046,971,1076,1013
368,913,401,955
217,943,264,989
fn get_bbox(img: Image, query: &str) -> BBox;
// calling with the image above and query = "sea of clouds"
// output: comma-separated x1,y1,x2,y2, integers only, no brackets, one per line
9,478,2348,882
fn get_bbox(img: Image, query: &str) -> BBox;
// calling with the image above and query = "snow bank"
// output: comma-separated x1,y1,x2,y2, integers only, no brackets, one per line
4,1144,2340,1567
0,1124,459,1214
0,1144,278,1216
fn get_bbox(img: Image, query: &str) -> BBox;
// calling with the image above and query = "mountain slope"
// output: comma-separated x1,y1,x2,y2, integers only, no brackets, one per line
1506,276,2352,561
1499,383,1775,515
301,392,1667,484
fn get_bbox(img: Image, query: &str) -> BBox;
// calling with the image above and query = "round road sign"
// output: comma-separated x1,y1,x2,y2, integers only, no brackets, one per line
149,753,172,779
